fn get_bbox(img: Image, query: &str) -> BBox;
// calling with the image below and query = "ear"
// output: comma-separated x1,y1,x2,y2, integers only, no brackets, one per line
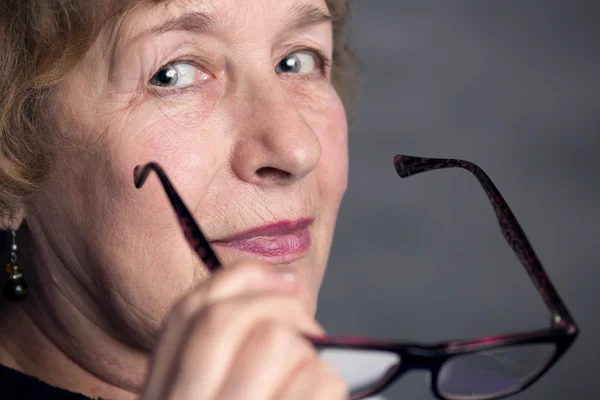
0,208,26,231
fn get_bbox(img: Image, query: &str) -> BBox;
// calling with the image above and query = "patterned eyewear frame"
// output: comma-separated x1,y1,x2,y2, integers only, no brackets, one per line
133,154,578,400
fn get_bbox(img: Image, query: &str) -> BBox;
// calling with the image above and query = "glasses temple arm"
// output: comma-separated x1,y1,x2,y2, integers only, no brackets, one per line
394,155,577,331
133,162,223,272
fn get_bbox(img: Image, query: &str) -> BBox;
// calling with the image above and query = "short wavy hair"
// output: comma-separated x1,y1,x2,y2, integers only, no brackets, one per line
0,0,354,215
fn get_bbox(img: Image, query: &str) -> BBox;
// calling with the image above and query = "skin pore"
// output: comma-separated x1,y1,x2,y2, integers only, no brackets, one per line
0,0,348,399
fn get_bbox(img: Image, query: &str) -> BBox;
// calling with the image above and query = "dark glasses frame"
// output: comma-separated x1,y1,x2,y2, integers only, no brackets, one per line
133,154,579,400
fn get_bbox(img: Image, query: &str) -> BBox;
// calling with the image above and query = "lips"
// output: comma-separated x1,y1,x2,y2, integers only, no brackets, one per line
211,218,314,263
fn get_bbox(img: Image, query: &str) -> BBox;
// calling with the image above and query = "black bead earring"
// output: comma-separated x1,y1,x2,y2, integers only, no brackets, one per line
3,220,29,302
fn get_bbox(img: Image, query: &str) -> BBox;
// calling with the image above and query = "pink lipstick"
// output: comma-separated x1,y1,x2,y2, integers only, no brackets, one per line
211,218,313,263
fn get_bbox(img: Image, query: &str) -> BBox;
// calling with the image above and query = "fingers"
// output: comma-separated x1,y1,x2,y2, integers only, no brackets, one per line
277,357,349,400
214,321,317,399
166,293,325,399
141,262,300,399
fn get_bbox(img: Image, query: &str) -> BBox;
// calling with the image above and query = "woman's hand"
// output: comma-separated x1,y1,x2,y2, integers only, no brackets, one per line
140,262,348,400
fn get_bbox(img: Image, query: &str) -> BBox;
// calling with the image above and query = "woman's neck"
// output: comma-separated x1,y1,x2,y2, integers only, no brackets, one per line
0,298,147,400
0,220,157,399
0,222,154,400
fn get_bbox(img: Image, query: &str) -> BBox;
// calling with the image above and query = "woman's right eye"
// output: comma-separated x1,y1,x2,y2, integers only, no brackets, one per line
149,63,211,88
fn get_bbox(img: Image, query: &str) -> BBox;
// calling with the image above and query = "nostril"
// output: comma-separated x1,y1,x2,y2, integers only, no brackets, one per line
256,166,292,182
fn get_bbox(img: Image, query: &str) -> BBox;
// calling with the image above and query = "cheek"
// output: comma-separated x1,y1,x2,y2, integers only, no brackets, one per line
304,85,348,262
310,87,349,202
142,82,223,127
106,84,227,195
109,80,223,146
290,81,349,181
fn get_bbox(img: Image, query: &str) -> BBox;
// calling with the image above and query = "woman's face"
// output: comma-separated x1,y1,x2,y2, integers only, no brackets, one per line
26,0,347,347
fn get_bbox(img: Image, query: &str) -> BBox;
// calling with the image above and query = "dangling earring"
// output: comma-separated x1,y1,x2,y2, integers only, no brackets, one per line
3,220,29,301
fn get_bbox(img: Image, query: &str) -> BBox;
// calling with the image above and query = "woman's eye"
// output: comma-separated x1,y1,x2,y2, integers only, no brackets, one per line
275,51,318,75
149,63,210,87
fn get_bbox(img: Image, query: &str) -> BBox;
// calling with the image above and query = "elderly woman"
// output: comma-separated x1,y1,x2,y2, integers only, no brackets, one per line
0,0,355,398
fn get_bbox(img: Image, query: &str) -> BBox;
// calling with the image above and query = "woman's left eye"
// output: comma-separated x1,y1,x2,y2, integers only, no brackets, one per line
275,51,320,75
149,63,211,87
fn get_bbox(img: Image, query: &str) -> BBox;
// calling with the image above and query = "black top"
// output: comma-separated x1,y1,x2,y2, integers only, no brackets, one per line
0,363,98,399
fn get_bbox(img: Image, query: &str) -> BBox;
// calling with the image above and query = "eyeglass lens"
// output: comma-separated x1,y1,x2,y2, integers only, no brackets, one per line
318,348,401,396
317,343,555,400
437,343,556,399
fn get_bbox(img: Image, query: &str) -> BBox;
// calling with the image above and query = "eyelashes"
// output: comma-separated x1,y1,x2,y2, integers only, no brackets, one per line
147,47,332,94
149,62,212,88
276,48,331,76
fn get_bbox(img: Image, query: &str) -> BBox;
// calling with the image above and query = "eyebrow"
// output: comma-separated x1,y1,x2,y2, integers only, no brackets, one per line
282,3,333,31
149,3,331,37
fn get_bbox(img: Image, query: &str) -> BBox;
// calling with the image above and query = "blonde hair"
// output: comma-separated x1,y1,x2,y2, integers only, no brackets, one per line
0,0,354,215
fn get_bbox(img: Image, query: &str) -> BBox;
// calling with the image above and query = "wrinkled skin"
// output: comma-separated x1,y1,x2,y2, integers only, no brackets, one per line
0,0,348,398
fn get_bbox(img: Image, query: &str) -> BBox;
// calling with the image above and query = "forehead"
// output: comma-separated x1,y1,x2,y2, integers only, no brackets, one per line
163,0,330,17
122,0,331,39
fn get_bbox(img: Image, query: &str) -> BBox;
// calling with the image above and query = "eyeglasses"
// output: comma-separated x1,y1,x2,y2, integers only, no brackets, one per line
133,154,579,400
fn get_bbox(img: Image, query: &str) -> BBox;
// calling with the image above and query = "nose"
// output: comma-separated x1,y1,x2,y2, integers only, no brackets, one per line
230,76,321,188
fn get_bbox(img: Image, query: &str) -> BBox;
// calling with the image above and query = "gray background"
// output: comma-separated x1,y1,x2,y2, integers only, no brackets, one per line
316,1,599,399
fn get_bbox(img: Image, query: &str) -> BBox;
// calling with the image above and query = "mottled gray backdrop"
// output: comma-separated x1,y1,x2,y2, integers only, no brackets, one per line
316,1,599,399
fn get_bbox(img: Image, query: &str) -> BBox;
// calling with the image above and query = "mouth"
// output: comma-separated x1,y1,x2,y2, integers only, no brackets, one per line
211,218,314,264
